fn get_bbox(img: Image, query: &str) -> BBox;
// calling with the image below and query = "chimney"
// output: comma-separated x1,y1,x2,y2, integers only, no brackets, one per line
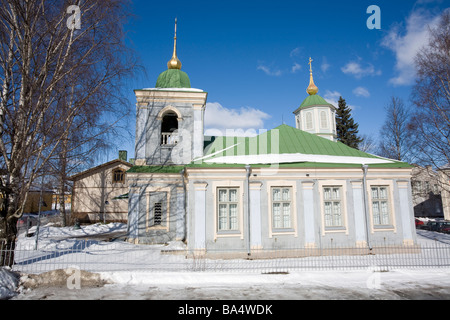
119,150,127,162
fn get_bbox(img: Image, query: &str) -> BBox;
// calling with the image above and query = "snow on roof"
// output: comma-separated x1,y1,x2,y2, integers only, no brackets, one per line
140,87,204,92
201,152,395,165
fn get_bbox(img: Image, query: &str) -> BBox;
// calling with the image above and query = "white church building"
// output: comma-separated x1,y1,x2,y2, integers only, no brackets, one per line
126,22,417,253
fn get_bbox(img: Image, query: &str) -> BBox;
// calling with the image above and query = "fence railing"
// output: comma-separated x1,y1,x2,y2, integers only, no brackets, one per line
2,239,450,274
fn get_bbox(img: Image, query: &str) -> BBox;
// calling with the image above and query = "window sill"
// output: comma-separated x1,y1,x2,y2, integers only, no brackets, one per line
324,226,347,232
146,225,168,232
373,225,395,230
216,231,242,238
272,228,296,233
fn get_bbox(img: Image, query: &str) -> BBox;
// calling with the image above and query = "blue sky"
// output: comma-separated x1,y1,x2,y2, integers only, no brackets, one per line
107,0,449,162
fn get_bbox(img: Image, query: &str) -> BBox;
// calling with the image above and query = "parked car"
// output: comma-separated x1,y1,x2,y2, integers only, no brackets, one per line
442,225,450,234
415,219,424,228
17,214,39,236
423,221,450,233
17,214,38,227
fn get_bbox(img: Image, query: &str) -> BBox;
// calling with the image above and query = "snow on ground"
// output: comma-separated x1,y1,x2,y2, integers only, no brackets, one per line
2,219,450,300
0,268,19,300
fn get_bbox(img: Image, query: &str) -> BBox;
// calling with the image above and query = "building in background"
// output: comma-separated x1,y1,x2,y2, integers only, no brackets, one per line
23,188,54,214
411,165,443,218
69,151,132,223
439,165,450,221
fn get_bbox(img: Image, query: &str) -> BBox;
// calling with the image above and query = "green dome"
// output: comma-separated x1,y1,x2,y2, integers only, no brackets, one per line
292,94,335,115
155,69,191,88
299,94,333,109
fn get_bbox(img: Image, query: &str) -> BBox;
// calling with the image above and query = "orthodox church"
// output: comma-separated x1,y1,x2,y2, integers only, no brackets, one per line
126,21,417,252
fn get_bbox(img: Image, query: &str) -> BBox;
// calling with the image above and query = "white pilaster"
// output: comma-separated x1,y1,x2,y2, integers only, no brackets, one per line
398,181,415,245
249,182,262,249
302,181,316,247
193,182,207,249
351,181,367,247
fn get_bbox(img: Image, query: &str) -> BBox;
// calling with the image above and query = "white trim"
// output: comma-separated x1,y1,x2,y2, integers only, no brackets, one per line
157,105,183,121
366,180,397,233
145,187,171,232
202,152,395,165
318,180,349,235
142,87,204,92
266,180,298,238
212,180,245,240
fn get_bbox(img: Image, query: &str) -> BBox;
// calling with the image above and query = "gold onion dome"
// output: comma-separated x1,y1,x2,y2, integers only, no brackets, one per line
306,57,319,95
168,18,182,70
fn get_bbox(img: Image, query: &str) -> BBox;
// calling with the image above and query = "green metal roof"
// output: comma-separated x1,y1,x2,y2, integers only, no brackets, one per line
293,94,334,114
189,124,411,169
155,69,191,88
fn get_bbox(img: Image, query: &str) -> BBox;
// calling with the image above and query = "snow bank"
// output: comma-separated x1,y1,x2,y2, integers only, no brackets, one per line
0,268,19,300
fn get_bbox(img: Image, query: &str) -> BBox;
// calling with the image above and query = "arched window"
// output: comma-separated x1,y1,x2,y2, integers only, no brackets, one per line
320,111,328,129
161,112,179,145
305,112,313,130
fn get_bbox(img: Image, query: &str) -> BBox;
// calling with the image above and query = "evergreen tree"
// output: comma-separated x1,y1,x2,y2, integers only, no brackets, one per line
335,97,362,149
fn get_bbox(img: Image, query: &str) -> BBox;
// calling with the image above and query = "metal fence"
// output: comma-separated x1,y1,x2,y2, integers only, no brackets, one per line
2,239,450,274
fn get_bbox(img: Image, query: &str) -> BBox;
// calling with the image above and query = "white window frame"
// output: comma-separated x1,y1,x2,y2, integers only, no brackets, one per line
323,186,344,228
366,180,396,232
305,111,313,130
217,187,240,232
145,187,171,232
213,181,244,240
370,186,392,227
320,110,328,129
267,181,297,237
319,181,348,234
271,187,293,230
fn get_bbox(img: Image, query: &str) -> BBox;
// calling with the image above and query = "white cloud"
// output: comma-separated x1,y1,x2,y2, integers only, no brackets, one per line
341,59,381,79
353,86,370,98
291,62,301,73
290,47,301,58
204,102,271,136
324,90,359,110
381,8,441,86
257,64,282,77
321,57,330,73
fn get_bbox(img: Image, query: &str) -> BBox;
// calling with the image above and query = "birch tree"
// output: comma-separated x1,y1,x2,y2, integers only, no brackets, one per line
0,0,136,266
378,96,415,162
410,10,450,168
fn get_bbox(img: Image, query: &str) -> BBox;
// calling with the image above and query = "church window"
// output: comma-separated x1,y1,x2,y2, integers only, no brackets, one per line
371,186,391,226
320,111,328,129
153,203,162,226
217,188,239,231
323,186,343,227
112,168,125,183
161,112,179,145
305,112,313,130
147,191,168,228
271,187,292,229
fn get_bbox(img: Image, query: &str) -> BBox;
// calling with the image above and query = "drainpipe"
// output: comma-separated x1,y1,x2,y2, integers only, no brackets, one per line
245,165,251,257
362,164,372,250
180,168,187,242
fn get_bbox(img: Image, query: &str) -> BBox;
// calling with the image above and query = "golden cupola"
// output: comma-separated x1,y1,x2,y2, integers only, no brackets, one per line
306,57,319,95
167,18,182,70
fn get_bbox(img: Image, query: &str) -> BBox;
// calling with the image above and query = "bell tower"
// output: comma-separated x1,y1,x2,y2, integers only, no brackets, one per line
134,19,208,166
